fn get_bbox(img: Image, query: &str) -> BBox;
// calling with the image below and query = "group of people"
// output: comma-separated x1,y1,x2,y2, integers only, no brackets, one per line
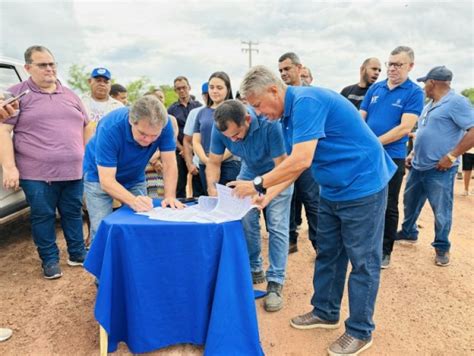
1,44,473,355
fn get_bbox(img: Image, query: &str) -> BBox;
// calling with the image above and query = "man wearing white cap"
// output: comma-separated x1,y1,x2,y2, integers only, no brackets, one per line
81,67,123,128
396,66,474,266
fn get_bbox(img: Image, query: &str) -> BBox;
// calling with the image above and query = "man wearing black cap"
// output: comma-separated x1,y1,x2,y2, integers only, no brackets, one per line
81,67,123,127
396,66,474,266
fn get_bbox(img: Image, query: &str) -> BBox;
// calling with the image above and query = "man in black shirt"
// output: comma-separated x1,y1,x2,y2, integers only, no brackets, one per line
168,76,202,198
340,58,382,109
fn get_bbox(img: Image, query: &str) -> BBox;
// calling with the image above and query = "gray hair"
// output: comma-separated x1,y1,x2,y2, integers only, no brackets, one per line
214,100,247,132
278,52,301,65
129,95,168,127
24,45,54,64
390,46,415,63
240,65,286,98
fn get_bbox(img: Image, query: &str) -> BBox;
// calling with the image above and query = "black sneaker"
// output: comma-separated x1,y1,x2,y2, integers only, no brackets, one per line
67,253,86,267
42,262,63,280
252,270,266,284
328,332,373,355
290,311,340,330
435,249,450,266
394,231,418,245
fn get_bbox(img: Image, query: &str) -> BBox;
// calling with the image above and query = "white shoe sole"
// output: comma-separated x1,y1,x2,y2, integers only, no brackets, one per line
67,259,84,267
327,338,373,356
43,272,63,280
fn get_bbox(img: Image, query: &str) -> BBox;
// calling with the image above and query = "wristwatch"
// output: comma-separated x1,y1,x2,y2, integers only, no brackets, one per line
253,176,266,194
446,153,457,163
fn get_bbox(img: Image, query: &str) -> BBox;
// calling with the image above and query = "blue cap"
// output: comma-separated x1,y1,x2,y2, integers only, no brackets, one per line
417,66,453,82
201,82,208,94
91,67,111,80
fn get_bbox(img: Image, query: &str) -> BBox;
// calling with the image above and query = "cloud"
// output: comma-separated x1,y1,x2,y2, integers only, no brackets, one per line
0,0,472,94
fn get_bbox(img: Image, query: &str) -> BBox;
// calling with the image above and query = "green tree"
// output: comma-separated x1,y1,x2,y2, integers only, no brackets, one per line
126,77,151,104
67,64,89,94
461,88,474,104
159,85,178,108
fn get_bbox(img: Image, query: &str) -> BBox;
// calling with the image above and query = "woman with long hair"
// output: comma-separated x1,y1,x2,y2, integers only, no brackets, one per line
192,71,241,194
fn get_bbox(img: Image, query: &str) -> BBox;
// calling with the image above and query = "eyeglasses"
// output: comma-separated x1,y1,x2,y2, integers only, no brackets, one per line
385,62,406,69
30,62,57,70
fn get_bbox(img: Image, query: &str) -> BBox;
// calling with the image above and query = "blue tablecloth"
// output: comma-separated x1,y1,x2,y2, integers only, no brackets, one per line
84,203,264,355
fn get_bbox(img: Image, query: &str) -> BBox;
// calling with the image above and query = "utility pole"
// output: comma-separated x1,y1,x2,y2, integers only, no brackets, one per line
241,40,259,68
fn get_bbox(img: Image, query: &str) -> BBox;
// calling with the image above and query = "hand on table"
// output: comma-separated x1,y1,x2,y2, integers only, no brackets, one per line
131,195,154,212
161,197,185,209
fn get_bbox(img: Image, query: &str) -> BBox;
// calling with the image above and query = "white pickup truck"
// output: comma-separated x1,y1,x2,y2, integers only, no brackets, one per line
0,56,29,225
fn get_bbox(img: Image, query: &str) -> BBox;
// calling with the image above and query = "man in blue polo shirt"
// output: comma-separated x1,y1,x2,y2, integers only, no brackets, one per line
396,66,474,266
206,100,293,312
84,96,183,242
360,46,424,269
230,66,396,356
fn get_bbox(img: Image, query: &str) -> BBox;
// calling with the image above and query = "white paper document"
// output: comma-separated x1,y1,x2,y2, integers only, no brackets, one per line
138,184,257,223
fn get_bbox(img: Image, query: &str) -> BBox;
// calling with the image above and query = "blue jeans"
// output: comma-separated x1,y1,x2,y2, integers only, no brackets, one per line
84,180,147,242
399,166,456,252
289,168,319,250
20,179,86,266
311,187,388,340
241,185,293,285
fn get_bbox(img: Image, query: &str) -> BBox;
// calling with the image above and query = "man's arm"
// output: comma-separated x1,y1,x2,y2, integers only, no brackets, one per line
183,134,199,175
0,123,19,191
359,110,367,120
84,122,95,145
378,113,418,145
160,150,184,209
437,128,474,170
206,153,224,196
97,166,153,212
230,140,317,197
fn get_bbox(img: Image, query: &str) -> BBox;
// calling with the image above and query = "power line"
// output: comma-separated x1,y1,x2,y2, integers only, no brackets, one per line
241,41,259,68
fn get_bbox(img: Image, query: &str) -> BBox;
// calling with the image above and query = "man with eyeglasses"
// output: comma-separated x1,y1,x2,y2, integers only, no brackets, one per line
83,96,183,244
168,76,202,198
340,57,382,109
278,52,320,255
0,45,90,279
360,46,424,269
396,66,474,266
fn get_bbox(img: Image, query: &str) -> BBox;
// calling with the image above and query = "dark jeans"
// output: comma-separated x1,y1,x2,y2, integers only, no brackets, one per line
289,168,319,251
383,158,405,256
199,160,241,194
176,151,188,198
311,187,388,340
20,179,86,266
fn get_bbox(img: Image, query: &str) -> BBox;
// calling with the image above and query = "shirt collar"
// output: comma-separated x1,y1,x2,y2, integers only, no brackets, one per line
246,108,261,136
27,77,64,94
429,89,455,109
383,78,413,90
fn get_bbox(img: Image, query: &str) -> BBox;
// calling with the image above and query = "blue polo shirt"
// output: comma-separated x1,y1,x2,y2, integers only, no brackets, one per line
360,78,424,159
193,107,215,155
83,107,176,189
210,107,286,180
282,86,396,201
168,99,202,144
413,90,474,170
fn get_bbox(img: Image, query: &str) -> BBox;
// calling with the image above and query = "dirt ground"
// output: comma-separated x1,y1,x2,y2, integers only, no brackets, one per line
0,179,473,356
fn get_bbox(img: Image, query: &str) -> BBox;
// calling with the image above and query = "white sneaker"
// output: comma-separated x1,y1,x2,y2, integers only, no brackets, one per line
0,328,13,342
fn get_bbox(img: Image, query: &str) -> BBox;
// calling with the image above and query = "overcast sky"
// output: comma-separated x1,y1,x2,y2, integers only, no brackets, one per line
1,0,473,96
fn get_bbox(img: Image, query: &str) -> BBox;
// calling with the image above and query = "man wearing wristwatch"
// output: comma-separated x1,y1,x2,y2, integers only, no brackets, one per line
206,100,293,313
396,65,474,266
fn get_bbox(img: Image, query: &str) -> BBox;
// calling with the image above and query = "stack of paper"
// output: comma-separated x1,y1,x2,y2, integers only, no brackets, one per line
138,184,256,223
